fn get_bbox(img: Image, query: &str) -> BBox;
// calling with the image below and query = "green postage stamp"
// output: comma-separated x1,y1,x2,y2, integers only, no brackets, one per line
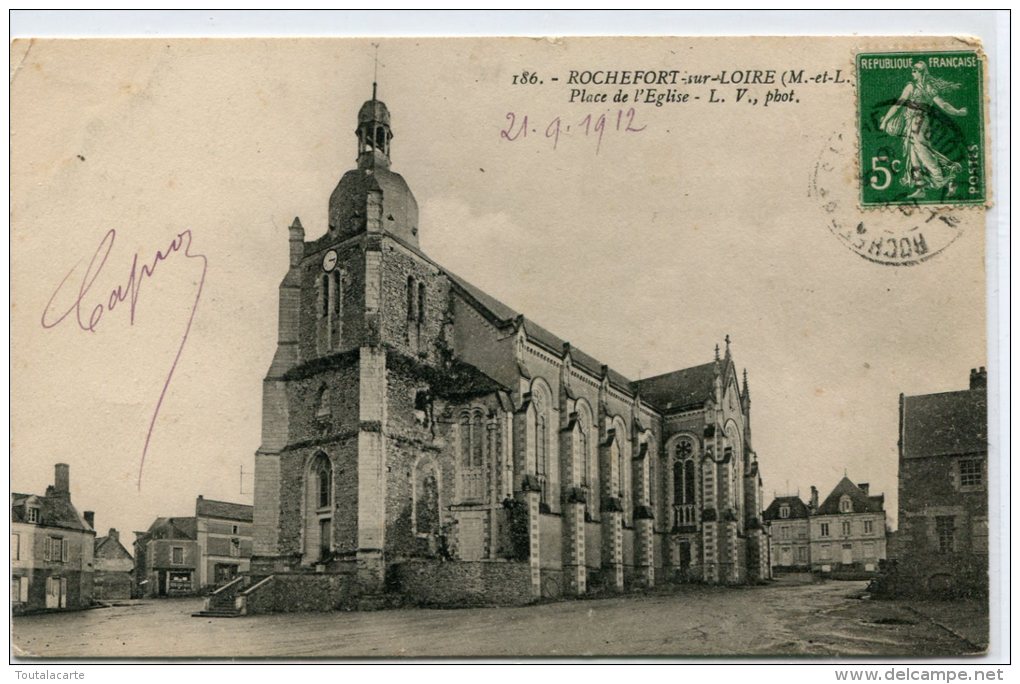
857,51,985,207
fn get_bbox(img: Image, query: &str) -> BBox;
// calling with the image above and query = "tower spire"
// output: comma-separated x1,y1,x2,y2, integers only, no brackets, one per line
372,42,380,101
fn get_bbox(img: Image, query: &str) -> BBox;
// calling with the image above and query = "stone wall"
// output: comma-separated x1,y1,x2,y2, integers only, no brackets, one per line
380,240,451,365
243,570,359,614
277,437,360,559
296,240,366,361
391,559,533,606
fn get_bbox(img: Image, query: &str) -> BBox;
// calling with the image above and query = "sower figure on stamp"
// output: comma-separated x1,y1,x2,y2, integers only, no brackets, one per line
880,62,968,199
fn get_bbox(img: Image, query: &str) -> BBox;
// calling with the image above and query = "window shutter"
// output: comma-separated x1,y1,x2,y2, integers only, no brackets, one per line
44,538,51,562
61,539,69,562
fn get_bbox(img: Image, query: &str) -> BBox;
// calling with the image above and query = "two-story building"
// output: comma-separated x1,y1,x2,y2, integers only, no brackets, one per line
195,496,254,587
134,517,199,597
135,496,254,597
763,495,811,571
11,464,95,613
809,478,887,574
888,368,988,597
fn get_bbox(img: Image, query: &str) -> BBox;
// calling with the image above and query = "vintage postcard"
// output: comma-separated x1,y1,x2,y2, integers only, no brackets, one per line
10,35,998,660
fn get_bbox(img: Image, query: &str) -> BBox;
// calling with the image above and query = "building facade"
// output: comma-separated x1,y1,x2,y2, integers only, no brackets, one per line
809,478,887,574
134,517,199,597
248,89,769,610
763,495,811,571
196,496,254,587
135,497,254,597
93,526,134,601
11,464,95,613
764,479,888,575
887,368,988,597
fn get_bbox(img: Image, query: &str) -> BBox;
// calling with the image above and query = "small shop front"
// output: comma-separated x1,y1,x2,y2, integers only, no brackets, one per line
158,569,195,596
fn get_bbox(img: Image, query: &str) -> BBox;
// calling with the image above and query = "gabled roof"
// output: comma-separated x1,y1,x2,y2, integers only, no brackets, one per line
10,492,93,533
762,496,810,521
446,270,635,394
901,389,987,459
634,362,717,413
196,497,253,522
146,516,198,541
95,534,133,560
815,477,885,515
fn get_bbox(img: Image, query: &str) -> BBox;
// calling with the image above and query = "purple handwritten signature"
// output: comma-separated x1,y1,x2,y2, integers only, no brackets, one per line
40,229,208,488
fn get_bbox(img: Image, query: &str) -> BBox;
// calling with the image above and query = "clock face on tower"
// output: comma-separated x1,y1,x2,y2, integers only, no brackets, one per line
322,249,338,272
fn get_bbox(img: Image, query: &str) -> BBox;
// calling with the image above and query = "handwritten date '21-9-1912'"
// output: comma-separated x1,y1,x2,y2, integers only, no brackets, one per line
500,109,647,154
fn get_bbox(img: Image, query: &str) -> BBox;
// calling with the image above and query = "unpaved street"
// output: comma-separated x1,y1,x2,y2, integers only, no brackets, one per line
12,576,985,659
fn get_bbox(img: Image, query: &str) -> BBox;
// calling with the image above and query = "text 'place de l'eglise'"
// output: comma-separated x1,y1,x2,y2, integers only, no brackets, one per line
11,86,988,617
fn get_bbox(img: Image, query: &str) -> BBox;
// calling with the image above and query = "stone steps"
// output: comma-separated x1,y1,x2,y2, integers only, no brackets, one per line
192,608,243,618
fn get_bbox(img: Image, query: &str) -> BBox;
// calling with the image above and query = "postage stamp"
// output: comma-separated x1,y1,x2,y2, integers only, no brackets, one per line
857,50,986,207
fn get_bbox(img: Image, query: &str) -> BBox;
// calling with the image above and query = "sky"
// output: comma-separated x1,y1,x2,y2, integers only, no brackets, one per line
10,34,997,544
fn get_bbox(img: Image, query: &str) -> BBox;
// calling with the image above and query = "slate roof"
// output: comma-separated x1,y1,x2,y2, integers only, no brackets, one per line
633,362,718,412
195,497,253,522
762,496,811,521
446,270,636,393
10,492,93,533
901,389,987,459
146,516,198,541
815,477,885,515
410,245,728,409
95,534,133,560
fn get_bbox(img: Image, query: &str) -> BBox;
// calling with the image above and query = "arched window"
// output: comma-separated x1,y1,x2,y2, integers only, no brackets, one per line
305,453,333,564
316,458,332,509
332,271,342,315
684,459,695,504
536,413,547,483
458,411,485,502
575,401,595,495
417,282,426,325
406,276,416,321
579,425,589,487
617,440,625,498
415,462,440,537
671,438,697,527
839,495,852,513
672,461,684,505
459,413,471,465
471,412,484,467
316,386,331,420
320,274,329,318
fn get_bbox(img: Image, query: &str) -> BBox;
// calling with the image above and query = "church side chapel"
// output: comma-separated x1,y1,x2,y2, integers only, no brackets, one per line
245,86,770,612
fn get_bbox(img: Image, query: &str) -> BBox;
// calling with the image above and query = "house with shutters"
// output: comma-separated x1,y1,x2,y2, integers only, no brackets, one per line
11,464,95,613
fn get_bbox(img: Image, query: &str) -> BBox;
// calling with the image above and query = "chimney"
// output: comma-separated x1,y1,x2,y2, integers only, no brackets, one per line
84,511,95,529
809,486,819,512
53,463,70,498
108,528,119,542
970,367,987,390
858,482,870,496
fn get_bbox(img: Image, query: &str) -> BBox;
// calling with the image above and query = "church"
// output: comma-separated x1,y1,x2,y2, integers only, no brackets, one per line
244,87,770,611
